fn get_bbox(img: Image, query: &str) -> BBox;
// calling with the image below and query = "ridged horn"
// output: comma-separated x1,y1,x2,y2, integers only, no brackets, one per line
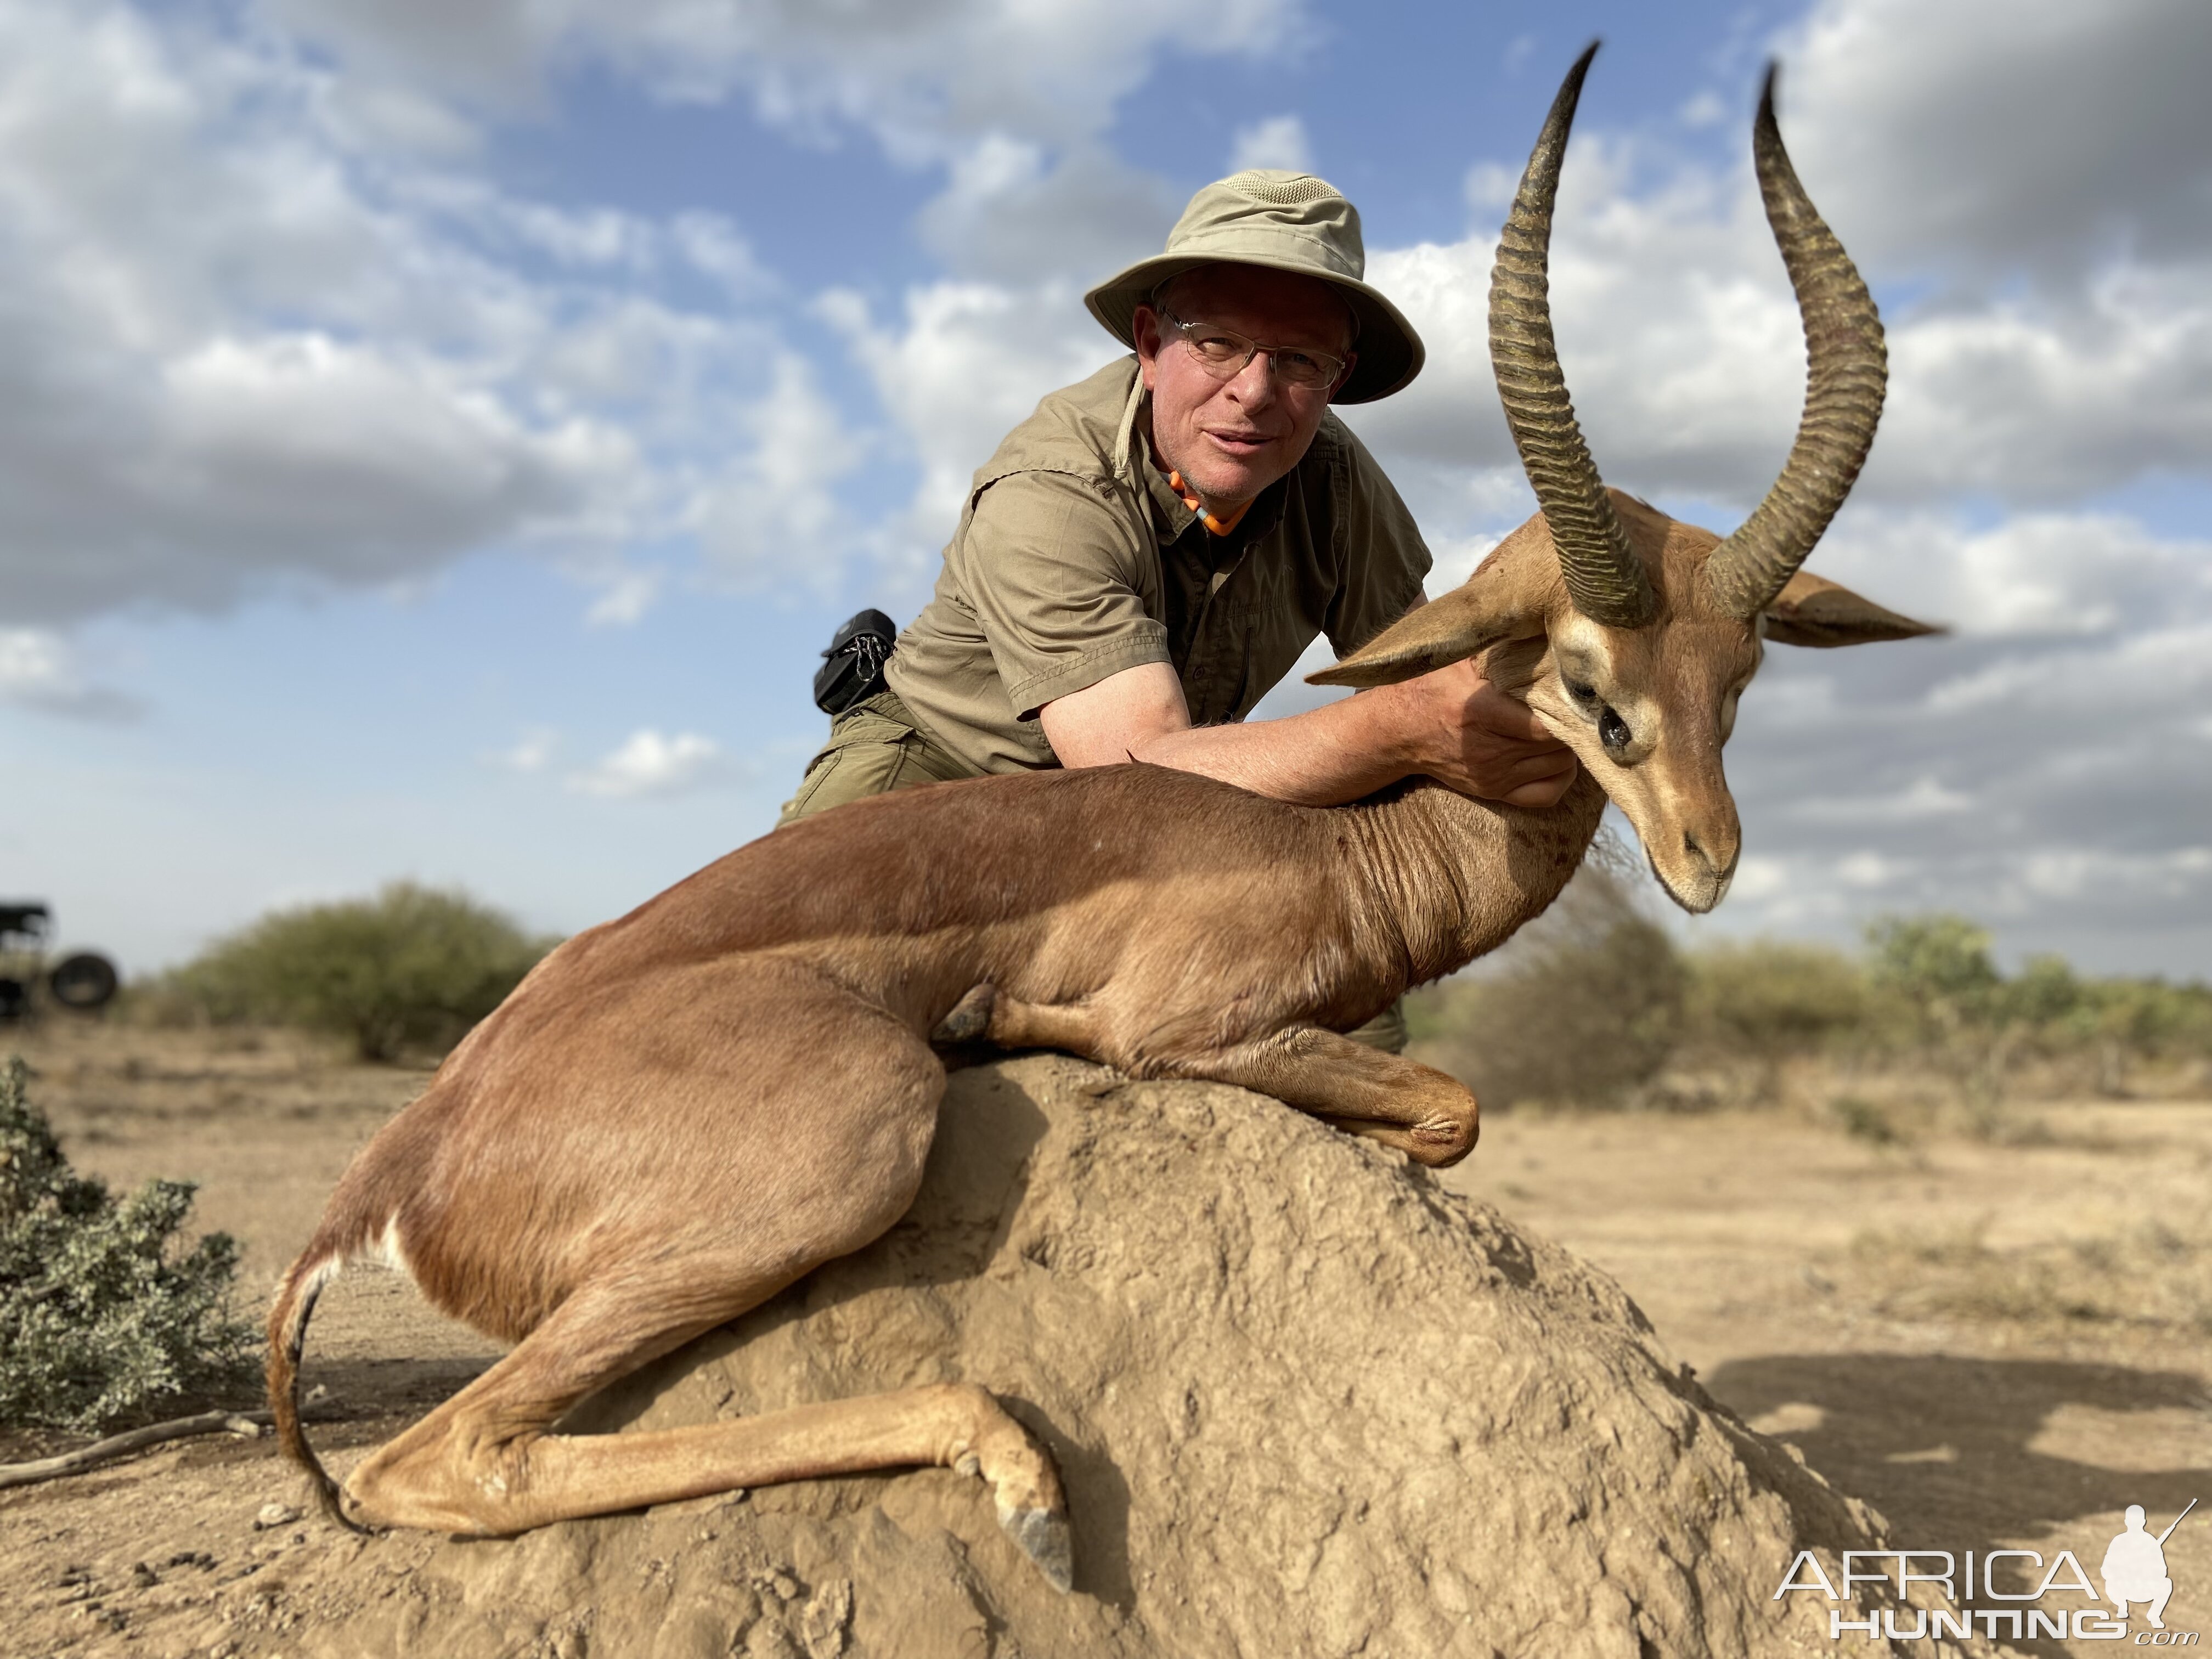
1490,42,1656,630
1706,64,1888,618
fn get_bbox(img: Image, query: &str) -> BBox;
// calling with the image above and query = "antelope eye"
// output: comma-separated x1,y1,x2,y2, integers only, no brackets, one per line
1565,679,1599,706
1599,706,1632,753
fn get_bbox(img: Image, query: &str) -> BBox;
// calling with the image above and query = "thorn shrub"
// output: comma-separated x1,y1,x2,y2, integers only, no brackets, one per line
0,1058,253,1430
1409,867,1688,1110
156,881,558,1062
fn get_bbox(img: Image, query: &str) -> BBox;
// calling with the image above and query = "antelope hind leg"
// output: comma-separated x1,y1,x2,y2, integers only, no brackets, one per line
930,981,996,1046
342,1268,1072,1589
335,974,1070,1589
985,991,1107,1054
1176,1026,1479,1167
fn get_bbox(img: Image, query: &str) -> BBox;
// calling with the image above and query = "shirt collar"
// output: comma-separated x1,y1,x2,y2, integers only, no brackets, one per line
1113,366,1199,541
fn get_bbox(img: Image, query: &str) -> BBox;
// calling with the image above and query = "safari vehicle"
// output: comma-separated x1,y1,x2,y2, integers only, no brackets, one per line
0,901,119,1020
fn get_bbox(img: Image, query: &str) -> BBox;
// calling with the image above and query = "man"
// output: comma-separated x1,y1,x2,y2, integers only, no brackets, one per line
781,170,1577,1042
2102,1505,2176,1628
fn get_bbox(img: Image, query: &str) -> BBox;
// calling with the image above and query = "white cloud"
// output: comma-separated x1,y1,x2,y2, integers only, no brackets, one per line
1678,92,1726,131
1463,161,1517,216
566,729,734,798
1781,0,2212,276
263,0,1306,157
1350,143,1822,515
0,0,1283,638
584,568,663,627
1350,148,2212,527
1872,264,2212,504
1229,115,1312,174
1920,618,2212,716
1835,851,1900,889
672,212,772,296
159,331,619,538
264,0,1296,292
915,138,1180,284
486,727,558,772
1804,510,2208,640
0,0,709,625
1424,532,1508,593
0,0,911,643
0,628,139,720
825,280,1122,584
1782,776,1972,825
695,354,865,592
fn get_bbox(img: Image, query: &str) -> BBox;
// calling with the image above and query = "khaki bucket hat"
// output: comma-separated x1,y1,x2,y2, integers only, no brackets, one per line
1085,170,1425,405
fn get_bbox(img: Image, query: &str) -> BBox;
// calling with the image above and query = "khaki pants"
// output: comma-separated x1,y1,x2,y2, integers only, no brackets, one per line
777,690,983,826
775,690,1407,1053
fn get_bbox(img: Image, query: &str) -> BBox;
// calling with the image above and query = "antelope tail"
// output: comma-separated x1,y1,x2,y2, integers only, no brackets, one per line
265,1253,362,1531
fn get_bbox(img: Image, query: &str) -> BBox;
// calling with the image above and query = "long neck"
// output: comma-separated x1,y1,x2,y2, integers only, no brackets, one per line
1342,772,1609,985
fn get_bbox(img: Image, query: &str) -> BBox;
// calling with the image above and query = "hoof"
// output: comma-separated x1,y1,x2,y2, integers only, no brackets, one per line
998,1502,1073,1593
931,983,996,1046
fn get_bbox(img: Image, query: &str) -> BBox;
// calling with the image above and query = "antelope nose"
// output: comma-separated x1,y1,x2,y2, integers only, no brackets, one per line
1683,830,1739,882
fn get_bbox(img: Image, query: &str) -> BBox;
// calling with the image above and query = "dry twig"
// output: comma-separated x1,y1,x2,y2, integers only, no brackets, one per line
0,1408,300,1491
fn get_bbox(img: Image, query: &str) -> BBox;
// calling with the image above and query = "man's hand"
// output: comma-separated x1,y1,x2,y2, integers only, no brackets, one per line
1374,658,1579,808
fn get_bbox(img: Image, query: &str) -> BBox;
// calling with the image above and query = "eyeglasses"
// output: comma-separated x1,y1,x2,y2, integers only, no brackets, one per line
1155,306,1348,392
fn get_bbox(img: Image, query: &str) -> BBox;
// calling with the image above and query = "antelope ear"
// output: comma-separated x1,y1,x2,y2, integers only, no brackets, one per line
1307,561,1543,688
1764,571,1945,648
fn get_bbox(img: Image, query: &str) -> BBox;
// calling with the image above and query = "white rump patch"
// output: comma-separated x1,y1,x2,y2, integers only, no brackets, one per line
346,1214,414,1281
298,1255,341,1301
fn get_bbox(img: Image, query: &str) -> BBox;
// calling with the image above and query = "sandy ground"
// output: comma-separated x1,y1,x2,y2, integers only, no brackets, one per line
2,1017,2207,1658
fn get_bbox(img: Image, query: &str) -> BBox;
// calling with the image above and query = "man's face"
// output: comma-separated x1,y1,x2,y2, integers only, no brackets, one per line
1133,264,1356,509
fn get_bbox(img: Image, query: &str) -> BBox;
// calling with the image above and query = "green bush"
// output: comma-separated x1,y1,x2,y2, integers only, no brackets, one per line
2071,976,2212,1059
0,1058,253,1430
1684,939,1869,1060
160,882,557,1061
1410,868,1687,1110
1866,912,2002,1036
1861,915,2212,1099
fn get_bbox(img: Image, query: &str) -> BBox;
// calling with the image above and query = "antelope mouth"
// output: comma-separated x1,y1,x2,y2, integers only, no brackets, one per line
1652,855,1735,916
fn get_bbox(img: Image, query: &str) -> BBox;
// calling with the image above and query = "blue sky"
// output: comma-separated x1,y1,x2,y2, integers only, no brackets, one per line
4,0,2209,978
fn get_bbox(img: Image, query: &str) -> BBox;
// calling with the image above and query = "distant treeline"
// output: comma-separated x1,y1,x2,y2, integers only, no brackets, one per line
130,875,2212,1102
1408,871,2212,1112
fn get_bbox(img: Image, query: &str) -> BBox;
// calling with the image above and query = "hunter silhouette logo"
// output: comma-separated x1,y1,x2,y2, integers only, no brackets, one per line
2106,1501,2193,1631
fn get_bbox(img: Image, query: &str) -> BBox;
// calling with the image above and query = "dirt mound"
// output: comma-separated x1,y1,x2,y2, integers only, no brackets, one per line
267,1054,1985,1658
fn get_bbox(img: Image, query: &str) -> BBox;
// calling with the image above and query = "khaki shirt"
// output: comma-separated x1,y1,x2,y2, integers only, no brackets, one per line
885,356,1432,774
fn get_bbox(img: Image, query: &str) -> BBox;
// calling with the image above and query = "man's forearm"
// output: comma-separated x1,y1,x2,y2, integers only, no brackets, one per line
1040,656,1579,809
1125,694,1408,805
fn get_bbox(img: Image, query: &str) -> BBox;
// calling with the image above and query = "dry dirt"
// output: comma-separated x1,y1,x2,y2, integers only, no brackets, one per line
1,1018,2206,1658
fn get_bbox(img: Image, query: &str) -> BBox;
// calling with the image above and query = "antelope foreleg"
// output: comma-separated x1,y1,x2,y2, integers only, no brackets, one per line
1171,1026,1480,1167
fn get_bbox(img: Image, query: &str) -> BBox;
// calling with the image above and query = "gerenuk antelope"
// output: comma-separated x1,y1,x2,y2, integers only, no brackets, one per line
269,46,1939,1593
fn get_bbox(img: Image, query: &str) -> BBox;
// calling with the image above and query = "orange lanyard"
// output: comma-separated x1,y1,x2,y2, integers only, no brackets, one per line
1166,469,1252,537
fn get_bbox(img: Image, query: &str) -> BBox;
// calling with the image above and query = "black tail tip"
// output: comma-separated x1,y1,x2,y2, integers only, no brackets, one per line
307,1470,373,1536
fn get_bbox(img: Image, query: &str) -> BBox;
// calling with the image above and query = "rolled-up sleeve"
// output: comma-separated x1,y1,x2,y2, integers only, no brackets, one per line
952,469,1172,720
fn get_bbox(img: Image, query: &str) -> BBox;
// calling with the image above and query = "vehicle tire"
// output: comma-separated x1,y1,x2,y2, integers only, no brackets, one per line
0,977,26,1021
49,952,119,1010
